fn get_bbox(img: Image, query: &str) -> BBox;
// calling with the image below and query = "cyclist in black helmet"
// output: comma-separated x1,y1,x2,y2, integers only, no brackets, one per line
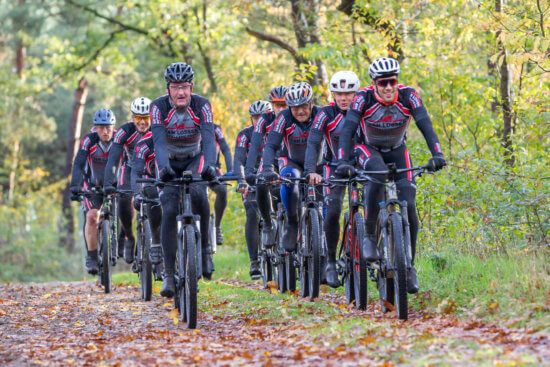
70,109,116,275
150,62,218,297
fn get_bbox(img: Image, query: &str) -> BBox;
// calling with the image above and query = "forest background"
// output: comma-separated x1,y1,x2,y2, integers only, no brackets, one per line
0,0,547,294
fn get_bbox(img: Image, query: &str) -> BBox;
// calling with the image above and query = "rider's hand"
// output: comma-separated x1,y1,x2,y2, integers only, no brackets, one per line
427,155,447,172
159,166,176,182
69,186,80,202
201,165,217,181
237,182,248,195
259,171,279,184
307,173,323,185
245,173,256,186
335,162,354,178
103,185,116,196
133,194,144,211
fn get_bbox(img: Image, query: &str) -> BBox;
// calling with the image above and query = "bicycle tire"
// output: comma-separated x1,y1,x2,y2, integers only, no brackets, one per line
299,214,309,298
140,219,153,301
341,212,355,305
184,224,198,329
389,213,407,320
307,208,321,301
101,220,111,294
276,210,287,293
260,249,273,289
352,212,367,309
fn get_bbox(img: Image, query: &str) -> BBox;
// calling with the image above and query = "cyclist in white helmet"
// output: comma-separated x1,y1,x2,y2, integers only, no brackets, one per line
304,70,361,288
104,97,152,264
336,57,446,294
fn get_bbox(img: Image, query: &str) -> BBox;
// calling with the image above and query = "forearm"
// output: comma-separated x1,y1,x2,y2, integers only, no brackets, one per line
261,132,283,172
338,111,361,162
151,125,170,170
130,158,146,194
70,150,88,188
245,132,263,175
104,144,123,187
304,128,324,175
200,123,217,166
220,138,233,172
233,146,247,182
415,115,443,156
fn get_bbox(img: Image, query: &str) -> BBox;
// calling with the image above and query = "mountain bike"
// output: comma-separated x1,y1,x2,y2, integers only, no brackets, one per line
132,190,161,301
280,176,325,301
138,173,236,328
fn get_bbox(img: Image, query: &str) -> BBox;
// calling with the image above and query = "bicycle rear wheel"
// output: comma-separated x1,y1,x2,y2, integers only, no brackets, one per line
389,213,407,320
352,212,367,309
341,212,355,305
184,224,198,329
307,208,321,301
260,249,273,289
139,220,153,301
101,220,111,294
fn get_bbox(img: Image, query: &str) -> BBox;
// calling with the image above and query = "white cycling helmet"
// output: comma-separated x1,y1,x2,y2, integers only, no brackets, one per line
130,97,152,115
368,57,400,80
329,71,360,92
285,82,313,107
249,100,273,116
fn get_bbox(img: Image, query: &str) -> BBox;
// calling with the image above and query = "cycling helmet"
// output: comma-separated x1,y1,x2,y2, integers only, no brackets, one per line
285,82,313,107
268,86,288,103
130,97,152,115
368,57,400,80
329,71,360,92
164,62,194,83
93,109,116,125
249,100,273,116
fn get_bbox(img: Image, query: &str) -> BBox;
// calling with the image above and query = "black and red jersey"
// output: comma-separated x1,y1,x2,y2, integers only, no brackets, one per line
244,111,276,175
213,124,233,172
70,132,113,188
150,93,216,171
339,85,442,161
233,125,255,181
131,132,157,193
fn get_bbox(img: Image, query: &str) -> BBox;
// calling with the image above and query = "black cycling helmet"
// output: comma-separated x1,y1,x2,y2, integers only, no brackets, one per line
285,82,313,107
268,86,288,103
93,109,116,125
164,62,194,83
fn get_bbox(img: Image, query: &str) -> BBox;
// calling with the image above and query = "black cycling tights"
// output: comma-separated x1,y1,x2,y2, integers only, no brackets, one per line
243,196,261,262
118,194,134,243
210,183,227,228
256,183,280,228
160,183,210,273
323,185,345,263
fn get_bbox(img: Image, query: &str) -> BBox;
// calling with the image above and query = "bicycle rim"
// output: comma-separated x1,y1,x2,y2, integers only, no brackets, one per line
389,213,407,320
307,208,321,301
299,214,309,298
101,220,111,294
142,220,153,301
352,212,367,309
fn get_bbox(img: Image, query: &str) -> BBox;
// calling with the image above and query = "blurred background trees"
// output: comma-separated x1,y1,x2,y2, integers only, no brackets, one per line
0,0,547,281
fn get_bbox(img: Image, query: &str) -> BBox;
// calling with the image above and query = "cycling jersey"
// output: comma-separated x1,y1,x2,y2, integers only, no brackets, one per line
214,124,233,173
233,125,255,182
104,122,148,187
244,111,276,175
338,85,442,161
150,94,217,170
71,132,112,189
130,132,157,193
261,105,321,172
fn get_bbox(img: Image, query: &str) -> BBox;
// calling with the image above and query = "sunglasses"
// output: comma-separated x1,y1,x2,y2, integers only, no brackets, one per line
168,83,192,91
376,78,398,87
134,115,150,122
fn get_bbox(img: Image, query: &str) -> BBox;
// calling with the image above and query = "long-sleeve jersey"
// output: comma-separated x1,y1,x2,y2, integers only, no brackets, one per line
130,132,156,193
339,85,443,161
304,102,349,175
70,132,113,188
261,105,322,172
233,125,255,182
244,111,276,175
150,93,216,171
214,124,233,173
104,122,148,186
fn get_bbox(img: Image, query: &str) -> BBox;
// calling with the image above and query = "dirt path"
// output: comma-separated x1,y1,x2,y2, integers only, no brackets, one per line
0,281,548,366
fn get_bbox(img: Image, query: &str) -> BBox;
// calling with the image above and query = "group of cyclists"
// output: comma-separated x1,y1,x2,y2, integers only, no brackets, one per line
70,56,446,300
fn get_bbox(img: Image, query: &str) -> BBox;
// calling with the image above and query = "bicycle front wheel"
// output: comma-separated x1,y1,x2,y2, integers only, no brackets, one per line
101,220,112,294
307,208,321,301
389,213,407,320
140,220,153,301
299,214,309,298
352,212,367,310
184,224,198,329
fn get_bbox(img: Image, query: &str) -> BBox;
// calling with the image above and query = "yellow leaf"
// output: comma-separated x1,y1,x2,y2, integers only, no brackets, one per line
41,293,52,299
75,321,82,327
163,302,173,308
133,311,142,315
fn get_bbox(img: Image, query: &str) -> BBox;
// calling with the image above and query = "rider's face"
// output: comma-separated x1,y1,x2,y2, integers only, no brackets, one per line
132,114,151,133
332,91,356,111
271,102,287,116
168,82,193,108
250,114,261,127
95,125,114,143
290,102,312,123
374,77,398,103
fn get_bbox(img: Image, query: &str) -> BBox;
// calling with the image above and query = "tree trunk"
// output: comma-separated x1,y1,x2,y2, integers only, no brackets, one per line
495,0,514,165
61,77,89,250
